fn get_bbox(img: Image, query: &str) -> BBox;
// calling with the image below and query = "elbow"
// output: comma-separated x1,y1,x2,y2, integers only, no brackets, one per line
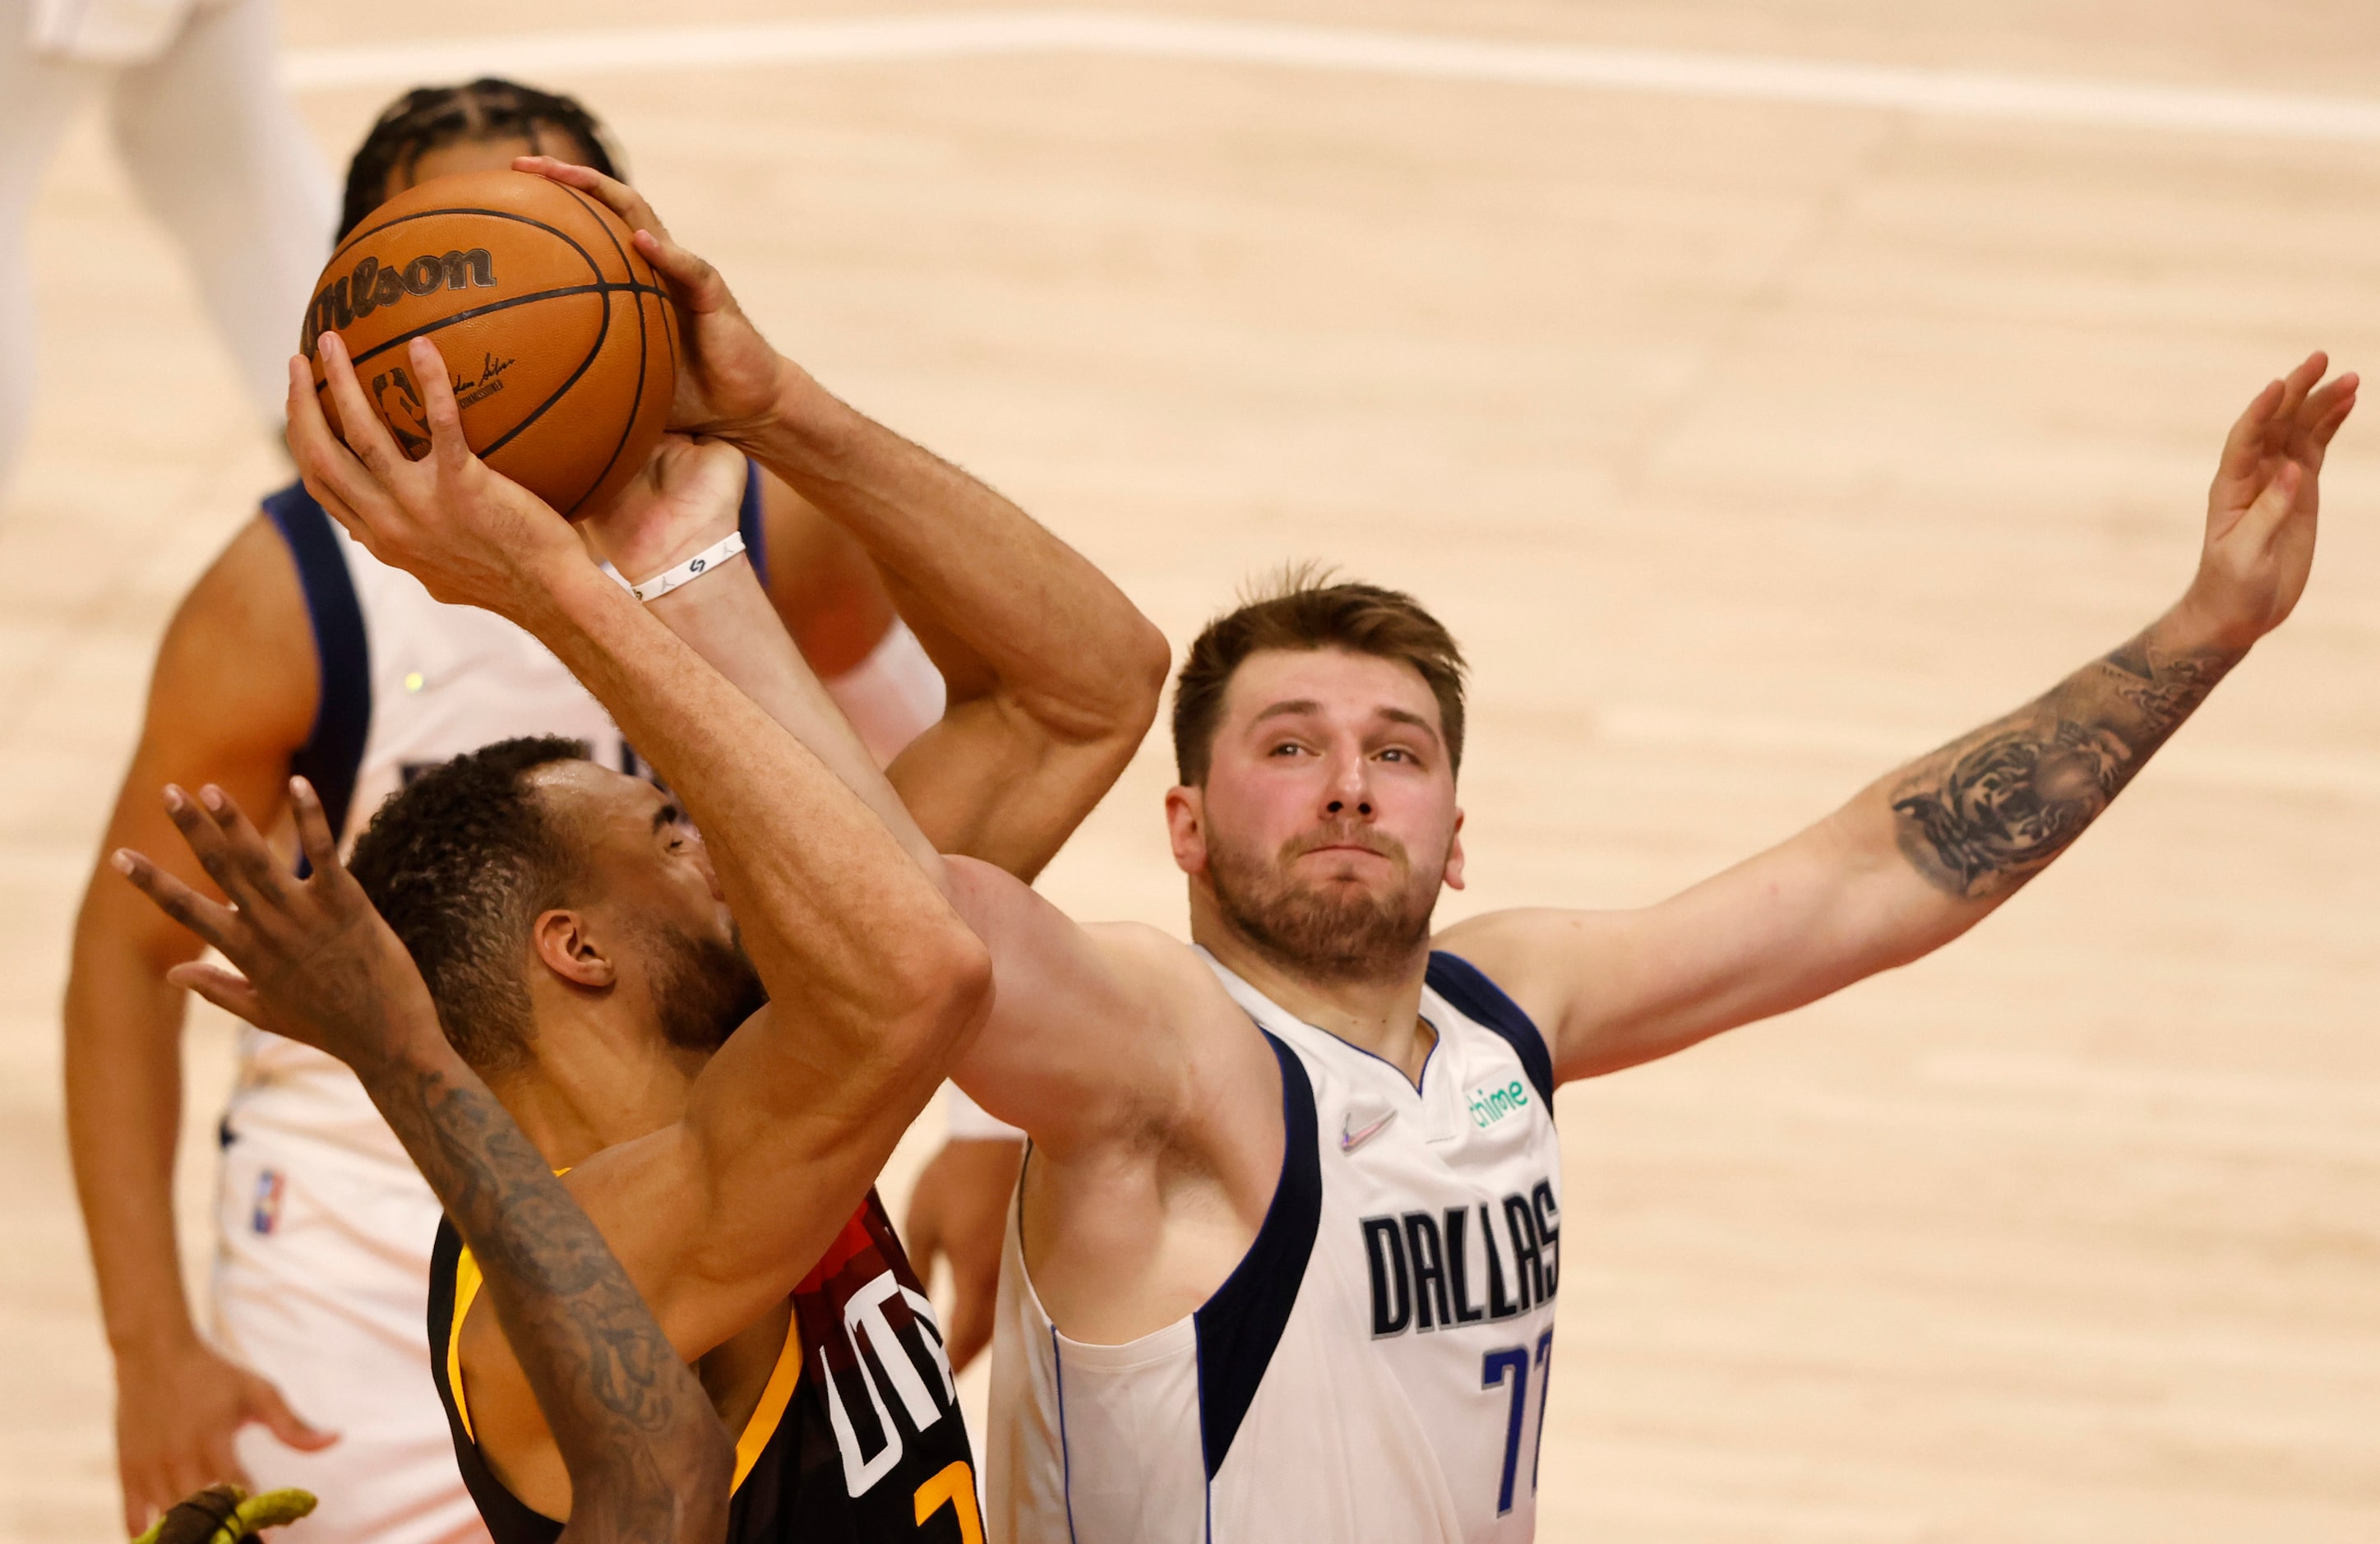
1115,615,1172,737
1053,612,1170,748
885,917,997,1065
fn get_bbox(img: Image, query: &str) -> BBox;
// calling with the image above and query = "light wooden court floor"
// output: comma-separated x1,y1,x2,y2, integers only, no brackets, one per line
3,2,2377,1539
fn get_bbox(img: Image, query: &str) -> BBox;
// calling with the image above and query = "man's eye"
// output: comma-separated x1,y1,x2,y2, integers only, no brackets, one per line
1378,747,1410,763
1269,742,1306,757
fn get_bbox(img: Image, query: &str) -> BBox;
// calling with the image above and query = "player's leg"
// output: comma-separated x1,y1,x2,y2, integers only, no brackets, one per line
0,30,99,490
107,0,334,432
212,1133,489,1544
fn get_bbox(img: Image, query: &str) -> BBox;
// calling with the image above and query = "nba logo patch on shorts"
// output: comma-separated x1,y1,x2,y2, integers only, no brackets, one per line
252,1168,286,1236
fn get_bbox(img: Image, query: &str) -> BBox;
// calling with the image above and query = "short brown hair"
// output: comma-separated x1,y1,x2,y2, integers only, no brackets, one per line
1172,566,1467,784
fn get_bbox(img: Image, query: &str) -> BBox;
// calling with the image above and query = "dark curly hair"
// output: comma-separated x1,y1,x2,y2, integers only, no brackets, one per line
339,78,624,240
348,736,590,1071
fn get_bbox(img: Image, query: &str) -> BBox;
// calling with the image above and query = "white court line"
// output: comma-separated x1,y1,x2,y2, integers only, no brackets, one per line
281,9,2380,146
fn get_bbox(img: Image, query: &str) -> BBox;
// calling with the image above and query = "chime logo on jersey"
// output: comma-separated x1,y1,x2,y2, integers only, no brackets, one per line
1466,1077,1530,1130
1361,1179,1560,1338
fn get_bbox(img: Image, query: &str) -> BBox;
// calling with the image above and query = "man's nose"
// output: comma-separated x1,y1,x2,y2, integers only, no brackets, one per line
1322,750,1374,819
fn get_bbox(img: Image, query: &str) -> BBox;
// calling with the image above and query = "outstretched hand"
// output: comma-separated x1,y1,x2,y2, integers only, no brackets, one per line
2188,351,2358,650
285,335,586,624
515,155,787,441
112,777,443,1078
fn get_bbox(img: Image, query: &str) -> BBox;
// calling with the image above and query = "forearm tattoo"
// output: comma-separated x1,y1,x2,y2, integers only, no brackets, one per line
376,1066,715,1538
1888,627,2238,901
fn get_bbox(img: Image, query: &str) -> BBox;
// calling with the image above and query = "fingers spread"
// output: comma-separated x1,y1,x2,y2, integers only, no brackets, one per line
407,336,474,474
633,229,728,312
113,844,236,955
199,783,297,911
286,354,381,520
290,776,343,881
318,331,410,480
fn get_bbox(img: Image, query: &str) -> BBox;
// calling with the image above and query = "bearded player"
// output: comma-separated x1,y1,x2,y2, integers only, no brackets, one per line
301,159,2353,1542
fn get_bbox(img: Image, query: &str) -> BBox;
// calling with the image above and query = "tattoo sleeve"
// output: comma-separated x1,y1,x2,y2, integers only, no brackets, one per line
372,1055,728,1543
1888,623,2239,901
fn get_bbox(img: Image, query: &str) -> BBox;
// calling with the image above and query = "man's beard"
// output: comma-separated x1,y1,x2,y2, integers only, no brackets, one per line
1206,820,1440,983
645,919,769,1053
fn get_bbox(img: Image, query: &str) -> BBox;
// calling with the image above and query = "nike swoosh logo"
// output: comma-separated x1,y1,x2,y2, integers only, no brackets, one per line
1341,1110,1396,1153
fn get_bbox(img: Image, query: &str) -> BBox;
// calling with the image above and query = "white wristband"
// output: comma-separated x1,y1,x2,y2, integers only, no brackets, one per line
629,530,746,603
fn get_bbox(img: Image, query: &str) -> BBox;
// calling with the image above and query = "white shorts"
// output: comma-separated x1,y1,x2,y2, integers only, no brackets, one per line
211,1129,488,1544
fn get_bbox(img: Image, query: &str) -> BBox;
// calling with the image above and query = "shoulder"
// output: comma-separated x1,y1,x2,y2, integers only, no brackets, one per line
1423,946,1556,1107
147,508,319,750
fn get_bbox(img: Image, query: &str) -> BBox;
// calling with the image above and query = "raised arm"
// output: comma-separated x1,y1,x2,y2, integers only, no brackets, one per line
520,155,1171,880
1444,356,2357,1081
115,784,732,1544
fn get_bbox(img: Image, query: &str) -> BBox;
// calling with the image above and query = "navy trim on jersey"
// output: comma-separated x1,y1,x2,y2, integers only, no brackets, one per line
1051,1325,1082,1544
1426,951,1555,1109
1191,1030,1321,1479
737,460,769,584
262,483,371,844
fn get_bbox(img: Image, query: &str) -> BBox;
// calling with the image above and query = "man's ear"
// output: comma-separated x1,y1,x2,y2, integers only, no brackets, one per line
532,908,617,990
1442,807,1467,892
1164,784,1208,877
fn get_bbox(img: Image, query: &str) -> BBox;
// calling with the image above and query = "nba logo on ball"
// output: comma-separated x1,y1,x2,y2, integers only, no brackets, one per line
252,1168,286,1237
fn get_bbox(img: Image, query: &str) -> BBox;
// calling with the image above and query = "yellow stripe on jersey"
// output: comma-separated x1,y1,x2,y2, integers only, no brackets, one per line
448,1248,485,1444
733,1312,805,1491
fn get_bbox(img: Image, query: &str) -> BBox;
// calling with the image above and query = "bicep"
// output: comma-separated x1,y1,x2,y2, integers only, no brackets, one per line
939,858,1241,1158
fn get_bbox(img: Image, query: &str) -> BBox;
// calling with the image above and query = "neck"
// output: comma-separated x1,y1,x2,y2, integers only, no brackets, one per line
1189,888,1436,1084
499,987,709,1168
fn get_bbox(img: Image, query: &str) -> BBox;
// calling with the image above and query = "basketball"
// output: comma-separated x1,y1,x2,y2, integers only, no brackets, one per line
300,169,677,519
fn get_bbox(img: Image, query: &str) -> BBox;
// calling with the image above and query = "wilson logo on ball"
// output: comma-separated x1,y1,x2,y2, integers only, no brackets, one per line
301,248,497,355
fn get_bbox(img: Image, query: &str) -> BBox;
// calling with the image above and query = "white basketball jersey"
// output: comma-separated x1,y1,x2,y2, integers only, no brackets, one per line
223,487,637,1165
988,949,1564,1543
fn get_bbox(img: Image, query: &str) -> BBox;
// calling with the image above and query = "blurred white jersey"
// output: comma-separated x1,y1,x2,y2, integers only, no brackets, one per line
988,950,1563,1543
225,485,644,1161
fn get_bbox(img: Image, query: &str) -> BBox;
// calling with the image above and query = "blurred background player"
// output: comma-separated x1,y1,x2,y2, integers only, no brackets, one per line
0,0,331,491
121,774,735,1544
62,79,949,1542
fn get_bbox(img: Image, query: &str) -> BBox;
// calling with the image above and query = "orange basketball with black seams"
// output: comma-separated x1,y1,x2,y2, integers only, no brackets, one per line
303,169,677,519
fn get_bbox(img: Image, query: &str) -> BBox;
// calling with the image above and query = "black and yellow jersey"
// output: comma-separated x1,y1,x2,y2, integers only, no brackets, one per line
427,1189,981,1543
